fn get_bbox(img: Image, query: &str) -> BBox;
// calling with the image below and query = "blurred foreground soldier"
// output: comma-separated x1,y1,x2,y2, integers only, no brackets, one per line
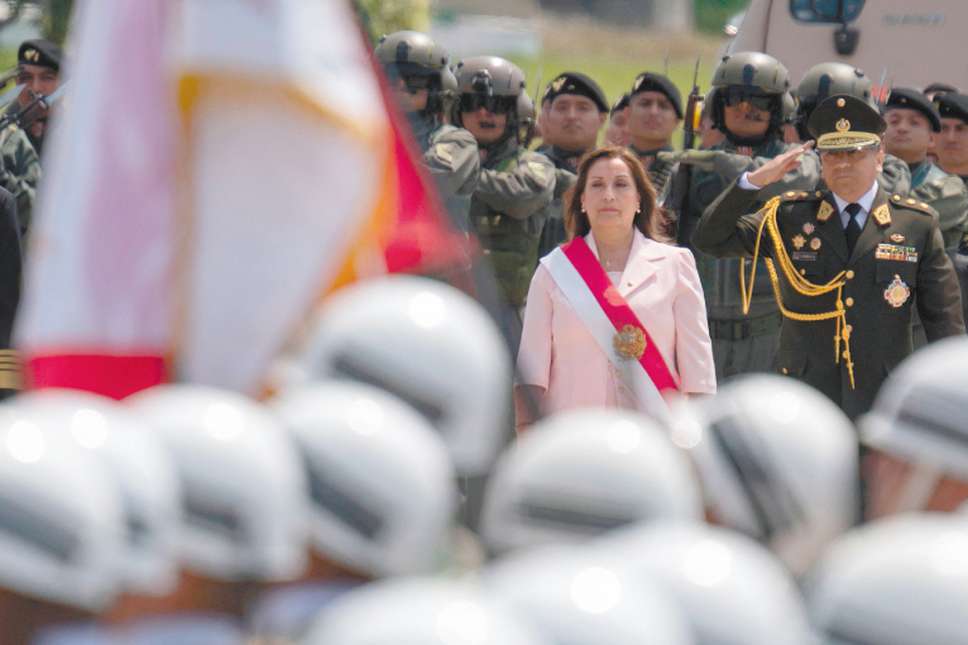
293,275,511,477
15,390,182,607
248,381,460,642
806,513,968,645
668,374,859,575
859,337,968,518
455,56,555,336
482,547,693,645
695,94,964,419
672,52,821,383
480,409,702,556
793,62,912,195
626,71,682,194
375,31,479,232
0,405,124,645
124,385,309,644
935,92,968,183
536,71,608,257
303,577,547,645
883,88,968,249
598,522,815,645
604,92,630,147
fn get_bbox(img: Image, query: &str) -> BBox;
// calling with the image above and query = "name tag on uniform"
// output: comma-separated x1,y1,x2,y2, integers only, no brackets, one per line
874,243,917,263
792,251,818,262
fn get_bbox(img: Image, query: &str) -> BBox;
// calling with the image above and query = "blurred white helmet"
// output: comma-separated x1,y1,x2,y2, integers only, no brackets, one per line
304,577,547,645
0,404,124,611
598,522,815,645
271,380,459,577
860,336,968,509
806,513,968,645
16,389,181,596
127,384,309,582
668,374,859,575
296,275,512,475
483,546,694,645
480,408,703,555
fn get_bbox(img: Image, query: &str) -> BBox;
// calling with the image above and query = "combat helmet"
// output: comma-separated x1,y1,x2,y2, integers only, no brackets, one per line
375,31,451,116
795,62,872,139
453,56,527,142
710,51,790,144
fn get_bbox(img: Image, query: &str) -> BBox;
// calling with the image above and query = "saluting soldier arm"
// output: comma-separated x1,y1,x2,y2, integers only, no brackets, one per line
916,224,967,340
423,129,481,198
475,154,556,219
691,178,765,257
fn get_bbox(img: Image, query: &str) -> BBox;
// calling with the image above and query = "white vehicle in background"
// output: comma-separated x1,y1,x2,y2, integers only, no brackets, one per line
727,0,968,92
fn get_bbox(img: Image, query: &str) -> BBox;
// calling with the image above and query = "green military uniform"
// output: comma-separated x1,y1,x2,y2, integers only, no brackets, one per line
534,144,578,259
0,124,39,237
630,144,676,196
471,135,556,307
410,115,480,233
694,94,965,418
908,160,968,249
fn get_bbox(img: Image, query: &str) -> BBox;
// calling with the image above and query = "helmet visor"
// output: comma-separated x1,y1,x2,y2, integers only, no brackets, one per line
724,87,776,111
459,94,516,114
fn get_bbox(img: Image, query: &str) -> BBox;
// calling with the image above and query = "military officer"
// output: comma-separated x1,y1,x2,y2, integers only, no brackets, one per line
694,94,964,419
535,71,608,258
626,72,682,196
375,31,480,233
882,88,968,249
935,92,968,184
670,52,821,383
791,62,911,196
454,56,555,348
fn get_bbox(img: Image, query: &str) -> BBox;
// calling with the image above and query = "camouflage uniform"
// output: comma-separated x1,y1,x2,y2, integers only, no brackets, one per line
630,144,676,196
534,144,579,259
0,124,40,237
410,115,480,233
471,135,556,310
908,160,968,250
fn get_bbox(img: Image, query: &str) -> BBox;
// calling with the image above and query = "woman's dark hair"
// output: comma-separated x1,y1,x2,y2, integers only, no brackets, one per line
564,146,673,243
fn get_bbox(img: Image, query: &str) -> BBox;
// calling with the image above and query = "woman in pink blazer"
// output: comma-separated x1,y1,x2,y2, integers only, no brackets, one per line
515,147,715,429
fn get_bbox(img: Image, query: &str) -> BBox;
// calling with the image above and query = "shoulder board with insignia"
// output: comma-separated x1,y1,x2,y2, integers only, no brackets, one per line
892,195,935,215
781,190,819,202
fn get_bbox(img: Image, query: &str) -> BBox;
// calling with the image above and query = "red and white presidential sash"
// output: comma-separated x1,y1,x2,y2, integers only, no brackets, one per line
541,236,679,419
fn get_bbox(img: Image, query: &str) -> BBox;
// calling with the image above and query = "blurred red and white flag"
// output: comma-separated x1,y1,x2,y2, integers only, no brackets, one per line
16,0,431,398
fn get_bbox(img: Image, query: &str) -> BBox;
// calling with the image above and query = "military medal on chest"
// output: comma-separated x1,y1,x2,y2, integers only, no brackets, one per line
613,324,646,360
883,274,911,308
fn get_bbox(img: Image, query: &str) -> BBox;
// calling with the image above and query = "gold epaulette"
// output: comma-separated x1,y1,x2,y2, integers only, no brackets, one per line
781,190,822,202
0,349,22,390
890,194,934,215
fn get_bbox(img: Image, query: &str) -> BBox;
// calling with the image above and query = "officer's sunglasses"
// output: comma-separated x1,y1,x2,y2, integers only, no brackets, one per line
400,74,432,94
723,87,775,111
459,94,515,114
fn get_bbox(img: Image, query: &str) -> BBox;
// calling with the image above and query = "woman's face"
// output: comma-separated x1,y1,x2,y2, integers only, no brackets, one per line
580,157,640,235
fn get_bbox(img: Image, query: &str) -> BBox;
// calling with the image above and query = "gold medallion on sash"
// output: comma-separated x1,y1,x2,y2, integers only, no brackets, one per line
613,324,646,360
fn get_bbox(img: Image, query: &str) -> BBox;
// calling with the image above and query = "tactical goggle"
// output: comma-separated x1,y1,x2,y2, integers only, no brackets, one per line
723,87,776,111
458,94,516,114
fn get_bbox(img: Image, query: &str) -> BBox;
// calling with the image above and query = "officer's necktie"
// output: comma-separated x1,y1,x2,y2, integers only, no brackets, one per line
844,202,862,256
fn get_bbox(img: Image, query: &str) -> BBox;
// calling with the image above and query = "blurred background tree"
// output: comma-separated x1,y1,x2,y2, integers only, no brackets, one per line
359,0,431,38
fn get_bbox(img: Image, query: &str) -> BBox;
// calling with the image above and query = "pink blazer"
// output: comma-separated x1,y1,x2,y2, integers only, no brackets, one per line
517,230,716,414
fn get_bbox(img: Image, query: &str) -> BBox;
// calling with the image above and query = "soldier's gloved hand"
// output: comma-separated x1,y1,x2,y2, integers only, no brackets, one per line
746,141,815,188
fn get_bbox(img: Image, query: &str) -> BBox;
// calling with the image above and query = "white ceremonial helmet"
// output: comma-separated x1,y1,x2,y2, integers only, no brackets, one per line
126,384,309,582
859,336,968,512
482,545,694,645
271,380,459,577
806,513,968,645
598,521,816,645
303,577,548,645
295,275,512,476
667,374,859,575
15,389,181,596
0,403,125,611
479,408,703,555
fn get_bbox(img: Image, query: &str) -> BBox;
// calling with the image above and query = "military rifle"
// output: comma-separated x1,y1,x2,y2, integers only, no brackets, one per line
666,58,702,246
0,82,67,131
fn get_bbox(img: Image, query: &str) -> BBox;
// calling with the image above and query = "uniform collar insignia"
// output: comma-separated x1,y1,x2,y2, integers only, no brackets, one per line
872,203,891,226
816,201,835,222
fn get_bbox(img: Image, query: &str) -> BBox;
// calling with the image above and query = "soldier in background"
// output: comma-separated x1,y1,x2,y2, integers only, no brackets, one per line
535,72,609,257
882,88,968,250
935,93,968,185
375,31,480,233
626,71,682,195
604,92,630,147
455,56,555,350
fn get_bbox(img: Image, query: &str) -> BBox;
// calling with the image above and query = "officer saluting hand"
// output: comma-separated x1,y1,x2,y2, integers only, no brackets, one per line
694,94,965,419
